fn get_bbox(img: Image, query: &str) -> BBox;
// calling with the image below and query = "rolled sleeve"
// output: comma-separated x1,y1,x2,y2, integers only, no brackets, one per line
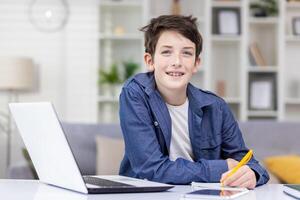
247,162,270,186
207,159,228,182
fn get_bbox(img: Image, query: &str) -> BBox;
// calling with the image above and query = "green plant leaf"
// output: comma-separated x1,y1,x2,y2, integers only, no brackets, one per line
98,63,121,85
250,0,278,16
123,60,140,81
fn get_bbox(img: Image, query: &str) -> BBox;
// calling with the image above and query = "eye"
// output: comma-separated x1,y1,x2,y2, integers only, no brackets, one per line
161,50,171,55
183,51,193,56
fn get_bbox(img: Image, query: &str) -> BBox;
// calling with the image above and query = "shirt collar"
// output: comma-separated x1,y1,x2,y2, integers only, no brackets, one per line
133,72,216,109
133,72,156,95
187,84,216,109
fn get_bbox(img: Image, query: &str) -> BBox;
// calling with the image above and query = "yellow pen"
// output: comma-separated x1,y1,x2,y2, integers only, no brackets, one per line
221,149,253,186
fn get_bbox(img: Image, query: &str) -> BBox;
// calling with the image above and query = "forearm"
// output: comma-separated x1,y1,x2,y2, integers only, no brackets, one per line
130,155,228,184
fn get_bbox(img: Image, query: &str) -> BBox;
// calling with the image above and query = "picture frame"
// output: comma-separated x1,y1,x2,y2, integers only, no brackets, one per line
249,76,276,110
213,8,241,35
292,17,300,35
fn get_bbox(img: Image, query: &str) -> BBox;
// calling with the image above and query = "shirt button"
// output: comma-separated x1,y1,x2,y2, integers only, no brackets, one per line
154,121,159,126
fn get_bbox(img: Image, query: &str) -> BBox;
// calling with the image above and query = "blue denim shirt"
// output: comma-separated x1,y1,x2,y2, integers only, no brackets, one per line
119,72,269,186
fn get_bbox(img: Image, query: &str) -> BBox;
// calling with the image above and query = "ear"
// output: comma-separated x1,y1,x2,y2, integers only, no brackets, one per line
144,53,155,72
192,57,201,74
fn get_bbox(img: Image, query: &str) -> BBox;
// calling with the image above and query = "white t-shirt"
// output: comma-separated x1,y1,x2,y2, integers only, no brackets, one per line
166,98,195,162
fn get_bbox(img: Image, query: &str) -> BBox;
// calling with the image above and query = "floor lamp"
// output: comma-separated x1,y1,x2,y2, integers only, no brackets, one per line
0,57,34,172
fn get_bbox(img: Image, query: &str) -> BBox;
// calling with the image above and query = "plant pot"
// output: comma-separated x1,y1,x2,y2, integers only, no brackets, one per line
253,9,267,17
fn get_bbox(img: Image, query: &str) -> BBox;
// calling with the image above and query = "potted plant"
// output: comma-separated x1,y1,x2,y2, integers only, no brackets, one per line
98,61,140,97
122,60,140,81
98,63,122,97
250,0,278,17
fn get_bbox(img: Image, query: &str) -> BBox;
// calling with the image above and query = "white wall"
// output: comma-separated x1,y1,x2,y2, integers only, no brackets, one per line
0,0,98,177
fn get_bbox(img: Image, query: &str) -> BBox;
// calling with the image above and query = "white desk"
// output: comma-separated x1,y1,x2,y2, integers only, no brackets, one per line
0,179,295,200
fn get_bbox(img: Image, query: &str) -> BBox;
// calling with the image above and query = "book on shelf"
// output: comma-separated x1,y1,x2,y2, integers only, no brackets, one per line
283,184,300,199
249,42,267,67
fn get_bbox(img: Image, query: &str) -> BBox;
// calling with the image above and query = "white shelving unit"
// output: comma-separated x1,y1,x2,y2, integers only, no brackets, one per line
209,0,244,119
98,0,146,123
96,0,300,123
245,0,282,121
283,0,300,121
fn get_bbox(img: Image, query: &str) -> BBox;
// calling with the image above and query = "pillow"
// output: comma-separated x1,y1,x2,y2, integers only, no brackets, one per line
96,135,124,175
264,155,300,184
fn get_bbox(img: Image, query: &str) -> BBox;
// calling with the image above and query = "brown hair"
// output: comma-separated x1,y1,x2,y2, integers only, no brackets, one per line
140,15,203,60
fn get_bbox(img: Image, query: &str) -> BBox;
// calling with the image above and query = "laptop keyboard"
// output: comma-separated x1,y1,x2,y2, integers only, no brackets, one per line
84,176,133,187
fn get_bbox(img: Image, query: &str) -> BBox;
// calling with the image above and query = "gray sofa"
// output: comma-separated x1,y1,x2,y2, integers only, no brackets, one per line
8,121,300,180
240,121,300,161
8,122,123,179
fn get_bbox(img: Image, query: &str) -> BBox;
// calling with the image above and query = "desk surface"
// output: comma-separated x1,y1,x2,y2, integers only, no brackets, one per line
0,179,295,200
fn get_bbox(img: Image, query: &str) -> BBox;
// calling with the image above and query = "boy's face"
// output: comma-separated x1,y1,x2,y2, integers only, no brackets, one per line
144,30,200,92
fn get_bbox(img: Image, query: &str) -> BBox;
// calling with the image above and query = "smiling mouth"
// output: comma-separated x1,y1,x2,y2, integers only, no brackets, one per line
166,72,185,77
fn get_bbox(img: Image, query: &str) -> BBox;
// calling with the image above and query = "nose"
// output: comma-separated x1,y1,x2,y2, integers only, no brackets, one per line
171,53,182,68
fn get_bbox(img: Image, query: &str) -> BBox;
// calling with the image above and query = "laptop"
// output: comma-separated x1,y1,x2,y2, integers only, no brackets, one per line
9,102,174,194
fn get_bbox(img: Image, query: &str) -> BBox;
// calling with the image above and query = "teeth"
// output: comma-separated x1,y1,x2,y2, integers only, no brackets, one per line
167,72,184,77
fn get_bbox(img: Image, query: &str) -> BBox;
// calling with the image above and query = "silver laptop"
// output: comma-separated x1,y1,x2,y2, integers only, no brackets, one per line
9,102,173,194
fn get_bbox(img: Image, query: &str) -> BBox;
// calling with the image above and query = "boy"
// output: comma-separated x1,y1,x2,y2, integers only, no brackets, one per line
119,15,269,188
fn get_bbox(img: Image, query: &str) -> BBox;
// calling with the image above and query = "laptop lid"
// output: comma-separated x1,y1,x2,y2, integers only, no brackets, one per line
9,102,88,194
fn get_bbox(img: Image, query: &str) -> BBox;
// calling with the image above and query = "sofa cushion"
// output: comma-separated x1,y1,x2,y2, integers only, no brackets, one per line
96,135,124,175
239,121,300,162
264,155,300,184
62,123,122,175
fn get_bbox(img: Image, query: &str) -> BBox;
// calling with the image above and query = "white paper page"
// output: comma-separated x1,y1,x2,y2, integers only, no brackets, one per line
191,182,248,192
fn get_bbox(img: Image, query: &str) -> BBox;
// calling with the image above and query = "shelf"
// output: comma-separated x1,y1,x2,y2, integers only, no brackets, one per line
99,34,142,40
286,2,300,9
285,98,300,105
224,97,241,104
248,66,278,73
100,1,142,8
285,35,300,43
211,35,241,42
211,0,241,8
98,96,119,103
248,17,279,25
248,110,278,117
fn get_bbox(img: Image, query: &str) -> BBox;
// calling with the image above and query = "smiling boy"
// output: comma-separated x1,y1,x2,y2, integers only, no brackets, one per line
119,15,269,188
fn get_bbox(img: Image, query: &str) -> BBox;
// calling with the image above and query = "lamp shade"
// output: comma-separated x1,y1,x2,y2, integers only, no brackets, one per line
0,57,34,91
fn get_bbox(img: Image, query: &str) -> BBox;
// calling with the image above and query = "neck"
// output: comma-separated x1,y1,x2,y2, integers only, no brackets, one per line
157,85,187,106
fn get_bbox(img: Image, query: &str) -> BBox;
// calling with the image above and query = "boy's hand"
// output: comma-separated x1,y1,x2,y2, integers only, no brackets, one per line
226,158,239,170
220,165,257,189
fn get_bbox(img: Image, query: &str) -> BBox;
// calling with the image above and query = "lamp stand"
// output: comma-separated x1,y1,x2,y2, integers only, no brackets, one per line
5,90,17,175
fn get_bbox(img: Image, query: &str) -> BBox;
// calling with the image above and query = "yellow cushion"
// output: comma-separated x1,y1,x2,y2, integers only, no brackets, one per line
264,155,300,184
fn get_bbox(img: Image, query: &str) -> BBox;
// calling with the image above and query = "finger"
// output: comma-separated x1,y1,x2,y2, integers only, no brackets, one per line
229,167,256,189
223,165,252,186
240,179,255,190
228,166,253,187
220,170,231,183
229,171,252,187
222,167,245,186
